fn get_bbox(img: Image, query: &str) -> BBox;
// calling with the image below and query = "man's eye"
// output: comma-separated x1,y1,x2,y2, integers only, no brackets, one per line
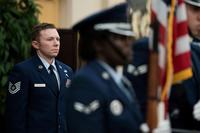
47,38,54,41
56,38,60,41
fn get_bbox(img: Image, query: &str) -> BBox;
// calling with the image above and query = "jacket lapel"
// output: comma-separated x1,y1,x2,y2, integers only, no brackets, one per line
55,61,71,96
105,74,133,105
56,62,65,93
90,61,131,105
100,67,142,122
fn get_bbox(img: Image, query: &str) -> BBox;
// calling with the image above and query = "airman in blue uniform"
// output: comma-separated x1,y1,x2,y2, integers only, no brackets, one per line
65,3,149,133
169,0,200,131
169,41,200,130
6,23,73,133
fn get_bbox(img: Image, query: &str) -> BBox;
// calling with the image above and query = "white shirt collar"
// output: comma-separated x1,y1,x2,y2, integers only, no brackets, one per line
37,54,57,71
98,60,122,84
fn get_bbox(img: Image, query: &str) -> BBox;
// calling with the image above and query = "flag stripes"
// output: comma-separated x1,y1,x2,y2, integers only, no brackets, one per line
150,0,192,100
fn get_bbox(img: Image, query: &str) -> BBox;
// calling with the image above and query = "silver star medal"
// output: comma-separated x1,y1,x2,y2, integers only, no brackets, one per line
65,79,71,88
74,100,100,114
8,81,21,94
110,100,123,116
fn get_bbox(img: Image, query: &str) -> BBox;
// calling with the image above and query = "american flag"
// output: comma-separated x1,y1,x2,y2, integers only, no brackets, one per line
149,0,192,102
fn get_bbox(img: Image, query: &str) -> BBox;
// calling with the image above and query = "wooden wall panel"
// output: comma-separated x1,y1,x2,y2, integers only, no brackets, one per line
57,29,78,71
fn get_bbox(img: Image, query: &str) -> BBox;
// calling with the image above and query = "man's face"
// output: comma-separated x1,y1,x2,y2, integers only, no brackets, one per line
186,3,200,38
33,28,60,60
99,33,134,67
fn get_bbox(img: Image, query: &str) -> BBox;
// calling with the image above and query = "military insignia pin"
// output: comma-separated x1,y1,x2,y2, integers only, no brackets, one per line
65,79,71,88
38,65,43,69
102,72,109,80
8,81,21,94
110,100,123,116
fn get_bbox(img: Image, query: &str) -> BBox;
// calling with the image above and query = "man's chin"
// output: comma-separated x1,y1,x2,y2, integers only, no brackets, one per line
50,54,58,58
53,53,59,56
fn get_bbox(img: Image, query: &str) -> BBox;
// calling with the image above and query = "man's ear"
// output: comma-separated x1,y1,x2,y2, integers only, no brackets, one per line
32,41,39,50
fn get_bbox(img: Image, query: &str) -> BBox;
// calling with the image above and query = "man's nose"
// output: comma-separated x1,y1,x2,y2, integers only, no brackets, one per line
54,39,60,46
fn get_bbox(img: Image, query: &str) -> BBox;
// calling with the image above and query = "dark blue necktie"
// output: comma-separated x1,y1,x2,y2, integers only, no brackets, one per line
121,77,136,102
48,65,59,95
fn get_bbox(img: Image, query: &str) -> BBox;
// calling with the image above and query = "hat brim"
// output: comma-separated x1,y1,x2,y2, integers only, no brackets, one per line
94,23,135,37
185,0,200,7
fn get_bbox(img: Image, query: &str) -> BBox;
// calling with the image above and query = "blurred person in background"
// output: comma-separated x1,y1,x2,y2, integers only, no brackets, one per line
65,3,149,133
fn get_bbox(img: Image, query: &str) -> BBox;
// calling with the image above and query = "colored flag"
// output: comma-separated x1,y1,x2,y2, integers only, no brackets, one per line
147,1,193,130
149,0,192,102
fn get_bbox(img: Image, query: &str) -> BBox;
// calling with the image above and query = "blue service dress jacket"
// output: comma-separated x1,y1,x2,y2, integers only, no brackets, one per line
6,55,73,133
180,38,200,106
65,60,144,133
168,38,200,130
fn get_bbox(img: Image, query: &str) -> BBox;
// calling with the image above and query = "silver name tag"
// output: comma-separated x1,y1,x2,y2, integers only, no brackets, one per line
34,83,46,87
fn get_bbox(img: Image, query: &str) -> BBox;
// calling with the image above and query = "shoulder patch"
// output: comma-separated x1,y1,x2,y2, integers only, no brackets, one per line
8,81,21,94
127,64,147,76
